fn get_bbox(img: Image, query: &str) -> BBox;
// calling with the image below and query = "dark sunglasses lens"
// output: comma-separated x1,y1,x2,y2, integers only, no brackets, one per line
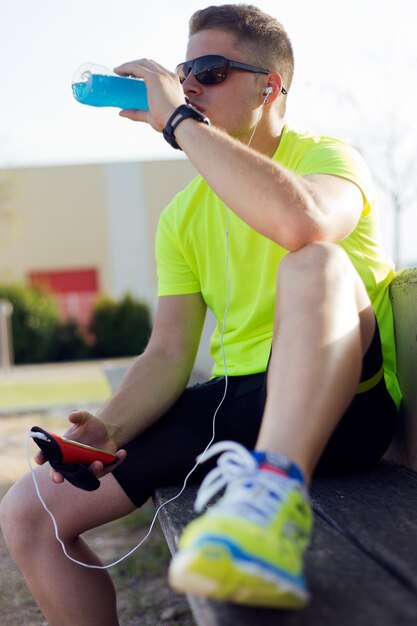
176,57,229,85
193,58,228,84
176,62,189,83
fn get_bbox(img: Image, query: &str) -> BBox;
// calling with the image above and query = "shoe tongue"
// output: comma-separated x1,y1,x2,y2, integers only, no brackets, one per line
253,451,305,484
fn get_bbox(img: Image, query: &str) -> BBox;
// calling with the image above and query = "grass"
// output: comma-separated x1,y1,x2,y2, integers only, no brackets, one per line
0,370,111,410
82,504,194,624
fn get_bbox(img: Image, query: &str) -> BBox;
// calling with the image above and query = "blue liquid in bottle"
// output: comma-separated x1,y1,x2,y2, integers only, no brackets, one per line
72,65,149,110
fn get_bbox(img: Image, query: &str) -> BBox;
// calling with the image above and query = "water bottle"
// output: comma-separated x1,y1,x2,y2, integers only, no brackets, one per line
72,63,149,110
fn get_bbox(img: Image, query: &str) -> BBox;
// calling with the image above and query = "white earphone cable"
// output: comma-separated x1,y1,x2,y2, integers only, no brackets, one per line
27,99,264,569
26,206,231,570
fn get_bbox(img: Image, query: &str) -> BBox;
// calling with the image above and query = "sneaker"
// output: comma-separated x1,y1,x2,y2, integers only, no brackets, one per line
168,441,312,608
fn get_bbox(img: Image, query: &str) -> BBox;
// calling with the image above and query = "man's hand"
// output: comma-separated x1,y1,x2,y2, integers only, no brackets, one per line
113,59,186,131
35,410,127,485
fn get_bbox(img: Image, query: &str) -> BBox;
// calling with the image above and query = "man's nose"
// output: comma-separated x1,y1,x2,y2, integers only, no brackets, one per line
182,72,203,95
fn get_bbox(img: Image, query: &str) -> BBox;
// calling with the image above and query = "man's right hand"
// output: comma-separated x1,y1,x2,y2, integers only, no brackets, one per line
35,410,127,484
113,59,186,133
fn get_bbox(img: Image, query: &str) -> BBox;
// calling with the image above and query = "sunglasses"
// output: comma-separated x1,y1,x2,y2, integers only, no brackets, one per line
176,54,288,94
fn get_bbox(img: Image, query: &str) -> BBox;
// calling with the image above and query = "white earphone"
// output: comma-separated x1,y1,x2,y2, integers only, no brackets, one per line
263,86,273,103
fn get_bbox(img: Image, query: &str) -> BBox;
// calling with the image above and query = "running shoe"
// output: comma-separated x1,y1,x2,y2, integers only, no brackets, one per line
168,441,312,608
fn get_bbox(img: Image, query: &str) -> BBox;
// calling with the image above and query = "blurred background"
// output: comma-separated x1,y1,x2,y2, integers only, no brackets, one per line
0,2,416,623
1,1,416,364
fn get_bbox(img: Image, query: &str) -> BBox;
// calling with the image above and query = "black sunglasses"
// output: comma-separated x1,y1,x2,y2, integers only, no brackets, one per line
176,54,288,94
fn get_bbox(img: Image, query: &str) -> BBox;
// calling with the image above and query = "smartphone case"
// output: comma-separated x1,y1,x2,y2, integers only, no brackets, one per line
30,426,117,491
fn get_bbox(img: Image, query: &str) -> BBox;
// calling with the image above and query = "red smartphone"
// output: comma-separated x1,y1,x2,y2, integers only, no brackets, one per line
29,426,118,491
30,426,118,465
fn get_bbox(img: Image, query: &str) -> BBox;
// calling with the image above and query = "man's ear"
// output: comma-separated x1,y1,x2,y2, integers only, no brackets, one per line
261,72,286,104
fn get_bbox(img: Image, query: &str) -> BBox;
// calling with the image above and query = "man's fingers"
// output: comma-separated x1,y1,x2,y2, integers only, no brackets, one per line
119,109,148,123
89,449,127,477
68,409,90,426
50,468,65,484
34,451,46,466
113,59,158,78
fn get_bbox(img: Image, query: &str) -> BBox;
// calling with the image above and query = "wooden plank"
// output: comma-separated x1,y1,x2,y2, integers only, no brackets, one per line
154,486,199,555
310,461,417,592
154,476,417,626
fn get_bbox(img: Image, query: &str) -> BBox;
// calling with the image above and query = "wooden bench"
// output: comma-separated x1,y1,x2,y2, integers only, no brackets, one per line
153,462,417,626
106,268,417,625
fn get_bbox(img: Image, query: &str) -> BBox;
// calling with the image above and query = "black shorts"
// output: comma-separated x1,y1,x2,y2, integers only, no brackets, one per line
113,322,398,508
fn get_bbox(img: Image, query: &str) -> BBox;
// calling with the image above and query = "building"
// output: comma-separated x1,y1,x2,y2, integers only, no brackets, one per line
0,159,215,373
0,159,198,314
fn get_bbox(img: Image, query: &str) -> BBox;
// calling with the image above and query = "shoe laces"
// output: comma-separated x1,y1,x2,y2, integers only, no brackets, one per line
194,441,302,526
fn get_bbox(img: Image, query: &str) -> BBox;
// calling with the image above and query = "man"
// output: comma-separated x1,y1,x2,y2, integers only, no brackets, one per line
0,4,400,623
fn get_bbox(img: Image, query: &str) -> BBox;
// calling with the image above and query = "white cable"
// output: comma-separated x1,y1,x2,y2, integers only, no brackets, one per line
247,101,265,147
26,101,263,569
25,204,231,571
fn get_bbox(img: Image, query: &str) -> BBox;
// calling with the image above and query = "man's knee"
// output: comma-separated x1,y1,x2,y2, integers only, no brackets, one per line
0,477,38,555
278,242,351,282
280,242,350,274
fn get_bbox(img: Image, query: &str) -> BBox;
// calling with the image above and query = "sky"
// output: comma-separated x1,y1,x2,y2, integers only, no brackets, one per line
0,0,416,264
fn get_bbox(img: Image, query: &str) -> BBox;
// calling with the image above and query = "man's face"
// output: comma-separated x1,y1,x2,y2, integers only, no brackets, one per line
182,29,265,141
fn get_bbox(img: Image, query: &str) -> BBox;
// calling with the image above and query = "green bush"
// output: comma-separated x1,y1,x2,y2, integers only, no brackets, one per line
0,285,152,363
49,319,90,362
90,293,151,358
0,283,60,364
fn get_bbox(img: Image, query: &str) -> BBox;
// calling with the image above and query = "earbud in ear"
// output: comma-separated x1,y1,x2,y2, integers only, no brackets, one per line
262,86,273,104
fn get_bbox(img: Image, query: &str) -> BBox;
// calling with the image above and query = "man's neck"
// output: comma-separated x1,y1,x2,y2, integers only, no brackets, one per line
247,117,286,158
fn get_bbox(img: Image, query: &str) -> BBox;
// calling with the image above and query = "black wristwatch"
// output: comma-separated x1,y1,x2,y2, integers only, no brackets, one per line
162,104,211,150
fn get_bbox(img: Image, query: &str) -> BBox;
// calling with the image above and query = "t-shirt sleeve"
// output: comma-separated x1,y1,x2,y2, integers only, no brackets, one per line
155,202,201,297
296,138,376,217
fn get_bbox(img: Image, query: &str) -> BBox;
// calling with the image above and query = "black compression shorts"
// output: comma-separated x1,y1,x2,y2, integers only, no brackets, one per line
112,321,398,508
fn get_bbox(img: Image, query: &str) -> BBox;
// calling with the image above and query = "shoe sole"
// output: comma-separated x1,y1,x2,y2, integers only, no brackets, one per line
169,540,309,609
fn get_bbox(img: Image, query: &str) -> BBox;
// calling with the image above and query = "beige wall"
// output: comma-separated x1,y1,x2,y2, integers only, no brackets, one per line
0,165,110,290
0,159,197,299
143,160,199,288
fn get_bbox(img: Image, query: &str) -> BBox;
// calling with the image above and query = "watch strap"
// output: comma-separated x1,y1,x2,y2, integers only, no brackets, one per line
163,104,210,150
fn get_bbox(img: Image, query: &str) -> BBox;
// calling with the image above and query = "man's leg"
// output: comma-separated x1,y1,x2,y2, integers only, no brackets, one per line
0,466,135,626
257,241,375,480
169,242,377,606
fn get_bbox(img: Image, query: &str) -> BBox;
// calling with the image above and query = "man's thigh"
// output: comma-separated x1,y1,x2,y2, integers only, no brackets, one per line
113,320,398,502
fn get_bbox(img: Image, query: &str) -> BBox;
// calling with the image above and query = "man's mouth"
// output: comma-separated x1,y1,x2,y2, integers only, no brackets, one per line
187,99,205,113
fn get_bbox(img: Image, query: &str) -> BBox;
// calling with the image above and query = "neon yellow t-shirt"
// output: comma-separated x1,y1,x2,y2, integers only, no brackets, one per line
156,125,401,408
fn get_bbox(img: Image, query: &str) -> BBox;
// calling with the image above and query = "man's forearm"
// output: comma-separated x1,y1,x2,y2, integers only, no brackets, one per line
96,349,192,448
174,119,322,250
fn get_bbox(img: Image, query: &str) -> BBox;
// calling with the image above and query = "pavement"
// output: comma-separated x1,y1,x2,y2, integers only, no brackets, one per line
0,356,134,384
0,358,135,485
0,358,207,415
0,356,207,424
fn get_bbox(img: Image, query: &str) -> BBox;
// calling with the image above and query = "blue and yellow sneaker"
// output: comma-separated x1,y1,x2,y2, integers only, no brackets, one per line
168,441,312,608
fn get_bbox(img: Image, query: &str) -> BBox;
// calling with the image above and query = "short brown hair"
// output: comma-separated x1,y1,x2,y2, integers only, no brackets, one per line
189,4,294,92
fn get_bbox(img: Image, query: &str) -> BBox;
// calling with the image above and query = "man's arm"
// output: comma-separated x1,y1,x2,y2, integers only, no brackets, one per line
114,60,364,251
173,121,364,250
48,292,207,475
97,292,207,448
